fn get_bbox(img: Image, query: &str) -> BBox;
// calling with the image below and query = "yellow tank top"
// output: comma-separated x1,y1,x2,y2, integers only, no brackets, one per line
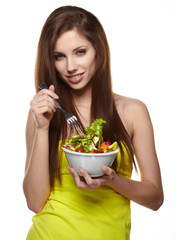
26,142,132,240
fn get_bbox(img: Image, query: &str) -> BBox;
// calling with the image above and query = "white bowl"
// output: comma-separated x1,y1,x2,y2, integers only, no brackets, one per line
62,147,119,177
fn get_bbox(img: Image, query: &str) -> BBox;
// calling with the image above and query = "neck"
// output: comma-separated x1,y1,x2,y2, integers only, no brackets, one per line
71,84,92,126
71,84,92,109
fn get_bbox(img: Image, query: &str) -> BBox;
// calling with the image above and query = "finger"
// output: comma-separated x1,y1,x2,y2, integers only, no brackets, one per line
48,85,55,92
34,105,55,116
68,167,93,190
36,99,57,111
31,95,58,111
31,101,57,117
102,166,115,179
67,166,80,181
79,168,94,185
69,167,82,184
37,88,59,99
67,165,75,178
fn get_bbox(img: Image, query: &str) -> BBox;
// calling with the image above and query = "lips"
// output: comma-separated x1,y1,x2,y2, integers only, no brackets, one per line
66,73,84,83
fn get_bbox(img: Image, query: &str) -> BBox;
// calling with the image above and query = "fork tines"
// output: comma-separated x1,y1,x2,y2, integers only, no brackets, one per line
67,116,84,135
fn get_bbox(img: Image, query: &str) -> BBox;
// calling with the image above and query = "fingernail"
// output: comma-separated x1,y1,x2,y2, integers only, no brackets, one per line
103,166,107,170
103,166,109,174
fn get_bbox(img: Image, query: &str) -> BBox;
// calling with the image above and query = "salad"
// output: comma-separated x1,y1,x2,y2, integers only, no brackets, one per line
62,118,118,153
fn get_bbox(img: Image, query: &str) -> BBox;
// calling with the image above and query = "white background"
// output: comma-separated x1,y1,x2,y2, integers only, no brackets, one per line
0,0,175,239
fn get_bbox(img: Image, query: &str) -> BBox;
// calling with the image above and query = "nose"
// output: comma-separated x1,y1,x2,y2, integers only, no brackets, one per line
66,57,78,73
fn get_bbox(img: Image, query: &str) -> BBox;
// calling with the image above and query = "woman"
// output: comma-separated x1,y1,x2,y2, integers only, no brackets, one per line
23,6,163,240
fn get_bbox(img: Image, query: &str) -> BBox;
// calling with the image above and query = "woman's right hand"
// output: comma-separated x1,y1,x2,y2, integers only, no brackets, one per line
30,85,59,130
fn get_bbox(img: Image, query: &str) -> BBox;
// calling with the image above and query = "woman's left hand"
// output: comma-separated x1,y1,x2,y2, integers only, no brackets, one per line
67,165,116,190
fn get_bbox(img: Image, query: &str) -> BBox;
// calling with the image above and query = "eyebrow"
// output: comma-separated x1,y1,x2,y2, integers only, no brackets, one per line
54,45,88,54
73,45,88,52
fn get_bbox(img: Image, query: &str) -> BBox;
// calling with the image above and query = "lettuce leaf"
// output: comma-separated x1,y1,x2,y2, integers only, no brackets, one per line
63,118,117,153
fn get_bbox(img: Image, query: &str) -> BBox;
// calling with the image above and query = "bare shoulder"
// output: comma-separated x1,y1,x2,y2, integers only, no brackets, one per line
113,93,149,117
114,92,146,109
113,93,150,138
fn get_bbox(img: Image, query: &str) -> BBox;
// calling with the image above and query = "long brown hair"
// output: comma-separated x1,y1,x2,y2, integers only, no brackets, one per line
35,6,134,188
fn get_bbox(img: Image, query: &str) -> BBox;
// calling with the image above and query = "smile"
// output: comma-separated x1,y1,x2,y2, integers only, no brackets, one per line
67,73,84,83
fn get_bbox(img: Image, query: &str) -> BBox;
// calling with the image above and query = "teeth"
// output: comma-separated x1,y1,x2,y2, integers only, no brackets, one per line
72,75,81,79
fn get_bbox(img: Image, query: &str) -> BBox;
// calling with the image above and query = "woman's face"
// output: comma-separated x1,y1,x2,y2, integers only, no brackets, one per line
54,29,96,90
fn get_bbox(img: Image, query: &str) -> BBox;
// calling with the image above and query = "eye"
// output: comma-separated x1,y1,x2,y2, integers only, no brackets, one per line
54,53,65,60
76,49,86,55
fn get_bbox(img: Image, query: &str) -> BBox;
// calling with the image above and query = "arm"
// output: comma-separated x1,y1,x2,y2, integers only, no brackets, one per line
23,86,58,213
67,100,164,211
105,101,163,210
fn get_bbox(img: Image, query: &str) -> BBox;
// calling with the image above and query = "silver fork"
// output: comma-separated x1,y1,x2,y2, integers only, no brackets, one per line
38,82,84,135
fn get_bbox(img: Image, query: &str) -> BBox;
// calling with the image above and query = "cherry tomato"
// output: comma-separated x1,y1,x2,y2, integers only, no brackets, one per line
105,141,111,146
75,147,83,152
94,149,104,153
